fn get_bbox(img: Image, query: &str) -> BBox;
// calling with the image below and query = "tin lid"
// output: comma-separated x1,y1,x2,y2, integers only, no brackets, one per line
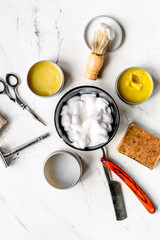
43,150,83,189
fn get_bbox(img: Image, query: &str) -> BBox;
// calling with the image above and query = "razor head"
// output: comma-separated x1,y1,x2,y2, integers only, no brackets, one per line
0,151,9,167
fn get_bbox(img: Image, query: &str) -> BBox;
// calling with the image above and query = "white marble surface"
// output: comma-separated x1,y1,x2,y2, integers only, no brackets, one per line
0,0,160,239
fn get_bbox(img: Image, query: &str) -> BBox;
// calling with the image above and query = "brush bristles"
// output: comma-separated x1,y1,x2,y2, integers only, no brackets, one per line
92,29,111,56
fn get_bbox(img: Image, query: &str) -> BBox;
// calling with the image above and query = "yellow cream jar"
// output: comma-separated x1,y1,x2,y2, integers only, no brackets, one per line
27,61,64,97
116,67,153,104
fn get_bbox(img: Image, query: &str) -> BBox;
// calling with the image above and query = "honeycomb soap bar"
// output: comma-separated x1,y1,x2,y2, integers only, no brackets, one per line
117,124,160,170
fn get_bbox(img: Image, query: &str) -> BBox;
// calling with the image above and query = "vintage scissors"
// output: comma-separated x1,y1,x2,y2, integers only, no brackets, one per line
0,73,46,126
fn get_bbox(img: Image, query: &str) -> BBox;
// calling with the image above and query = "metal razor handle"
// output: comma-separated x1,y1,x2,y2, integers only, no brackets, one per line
3,133,49,158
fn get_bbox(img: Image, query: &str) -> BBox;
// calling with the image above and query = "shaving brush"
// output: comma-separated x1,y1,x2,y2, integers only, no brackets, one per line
84,25,114,80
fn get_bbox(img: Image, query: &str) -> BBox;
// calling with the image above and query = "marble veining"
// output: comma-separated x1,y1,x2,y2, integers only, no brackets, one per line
33,4,41,57
0,0,160,239
55,3,63,64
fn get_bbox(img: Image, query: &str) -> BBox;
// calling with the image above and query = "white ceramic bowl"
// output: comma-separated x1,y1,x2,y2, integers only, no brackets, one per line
84,15,123,52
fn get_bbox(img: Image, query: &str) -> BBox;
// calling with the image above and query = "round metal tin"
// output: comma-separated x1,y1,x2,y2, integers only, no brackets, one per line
27,61,65,98
116,67,154,105
43,150,83,190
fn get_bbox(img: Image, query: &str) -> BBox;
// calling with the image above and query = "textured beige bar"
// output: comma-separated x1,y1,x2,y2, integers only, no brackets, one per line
117,124,160,170
0,114,7,130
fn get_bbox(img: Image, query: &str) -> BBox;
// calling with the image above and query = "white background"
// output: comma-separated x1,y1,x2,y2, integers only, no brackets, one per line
0,0,160,239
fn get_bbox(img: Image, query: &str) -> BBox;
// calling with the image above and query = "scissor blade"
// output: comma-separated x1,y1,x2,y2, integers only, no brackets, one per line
24,106,46,126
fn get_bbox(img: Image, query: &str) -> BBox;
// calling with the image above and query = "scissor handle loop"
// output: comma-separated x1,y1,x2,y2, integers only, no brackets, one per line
6,73,19,88
0,79,6,94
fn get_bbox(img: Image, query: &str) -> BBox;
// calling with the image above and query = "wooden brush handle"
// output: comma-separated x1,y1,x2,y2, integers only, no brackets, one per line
101,157,156,214
84,53,104,80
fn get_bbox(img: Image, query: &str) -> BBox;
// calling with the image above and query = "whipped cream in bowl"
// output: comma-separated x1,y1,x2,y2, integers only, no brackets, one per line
54,86,120,151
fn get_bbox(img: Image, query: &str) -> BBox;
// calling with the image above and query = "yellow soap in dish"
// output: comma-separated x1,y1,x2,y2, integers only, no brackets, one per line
27,61,64,97
116,67,153,104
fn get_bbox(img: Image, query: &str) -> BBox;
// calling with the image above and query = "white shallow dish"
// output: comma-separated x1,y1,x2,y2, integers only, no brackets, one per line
43,150,83,190
84,15,123,52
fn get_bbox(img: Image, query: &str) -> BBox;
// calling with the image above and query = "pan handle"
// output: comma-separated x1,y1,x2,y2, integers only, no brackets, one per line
101,157,156,214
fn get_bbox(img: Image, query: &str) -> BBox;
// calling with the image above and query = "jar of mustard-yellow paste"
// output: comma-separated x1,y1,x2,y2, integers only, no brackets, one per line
116,67,153,104
27,61,64,97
